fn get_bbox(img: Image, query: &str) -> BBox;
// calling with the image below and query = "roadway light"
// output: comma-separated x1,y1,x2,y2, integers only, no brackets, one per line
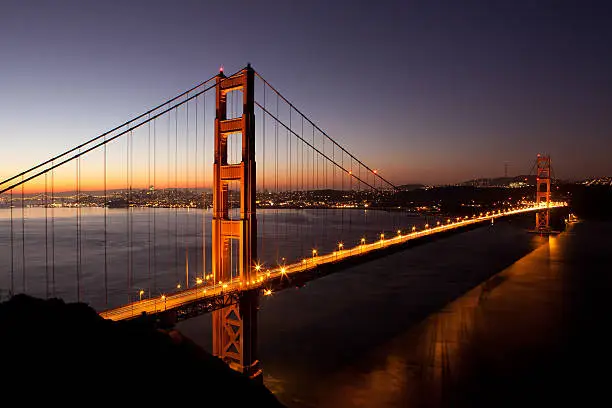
196,278,203,285
397,229,401,235
255,263,262,272
139,290,144,301
177,283,181,289
412,226,416,231
312,248,318,257
361,237,366,245
338,242,344,250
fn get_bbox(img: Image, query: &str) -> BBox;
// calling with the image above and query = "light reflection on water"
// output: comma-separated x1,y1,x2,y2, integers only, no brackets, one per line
245,221,606,408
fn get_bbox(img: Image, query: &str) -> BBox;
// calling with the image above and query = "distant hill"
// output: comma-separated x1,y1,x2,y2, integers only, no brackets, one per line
458,175,536,188
398,184,425,191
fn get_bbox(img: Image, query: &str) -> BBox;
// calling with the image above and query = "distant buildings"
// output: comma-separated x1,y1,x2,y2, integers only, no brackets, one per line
581,177,612,186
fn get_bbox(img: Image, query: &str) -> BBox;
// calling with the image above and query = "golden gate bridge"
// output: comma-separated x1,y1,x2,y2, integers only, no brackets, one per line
0,65,565,378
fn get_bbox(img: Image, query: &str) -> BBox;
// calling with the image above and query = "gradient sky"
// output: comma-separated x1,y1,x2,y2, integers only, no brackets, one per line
1,0,611,185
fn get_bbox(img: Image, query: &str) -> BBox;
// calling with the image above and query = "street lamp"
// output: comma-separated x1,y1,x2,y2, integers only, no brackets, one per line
139,290,144,301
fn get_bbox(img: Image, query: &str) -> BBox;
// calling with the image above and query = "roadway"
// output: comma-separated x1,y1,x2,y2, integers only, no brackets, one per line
99,202,566,321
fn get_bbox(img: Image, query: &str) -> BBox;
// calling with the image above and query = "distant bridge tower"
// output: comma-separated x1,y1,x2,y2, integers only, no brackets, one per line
212,65,260,377
535,154,551,232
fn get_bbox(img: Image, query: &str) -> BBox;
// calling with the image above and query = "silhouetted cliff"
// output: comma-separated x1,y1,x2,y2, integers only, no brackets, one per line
0,295,284,406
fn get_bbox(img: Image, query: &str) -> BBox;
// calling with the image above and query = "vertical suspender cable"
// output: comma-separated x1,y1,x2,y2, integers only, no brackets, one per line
185,97,189,288
285,111,289,241
153,118,157,295
148,115,152,297
21,176,26,293
262,81,266,264
45,173,49,298
202,94,207,278
298,116,303,256
51,162,55,297
183,94,191,288
126,127,130,302
10,189,14,295
175,107,179,287
195,96,199,280
275,94,279,263
130,130,134,294
76,157,80,301
167,105,171,289
104,135,108,306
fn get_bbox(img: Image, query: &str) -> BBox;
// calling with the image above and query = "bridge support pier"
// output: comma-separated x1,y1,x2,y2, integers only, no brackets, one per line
211,65,260,378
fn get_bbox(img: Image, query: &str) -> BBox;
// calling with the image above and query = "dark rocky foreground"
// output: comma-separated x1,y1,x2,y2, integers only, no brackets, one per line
0,295,284,406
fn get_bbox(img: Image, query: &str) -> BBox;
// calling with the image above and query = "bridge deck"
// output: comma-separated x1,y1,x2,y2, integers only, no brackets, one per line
99,203,566,321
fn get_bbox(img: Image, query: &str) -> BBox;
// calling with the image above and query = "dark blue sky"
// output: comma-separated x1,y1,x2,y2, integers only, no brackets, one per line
1,0,610,184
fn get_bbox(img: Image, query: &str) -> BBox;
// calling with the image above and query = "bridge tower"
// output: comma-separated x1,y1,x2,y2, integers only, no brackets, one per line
212,65,260,378
535,154,551,232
